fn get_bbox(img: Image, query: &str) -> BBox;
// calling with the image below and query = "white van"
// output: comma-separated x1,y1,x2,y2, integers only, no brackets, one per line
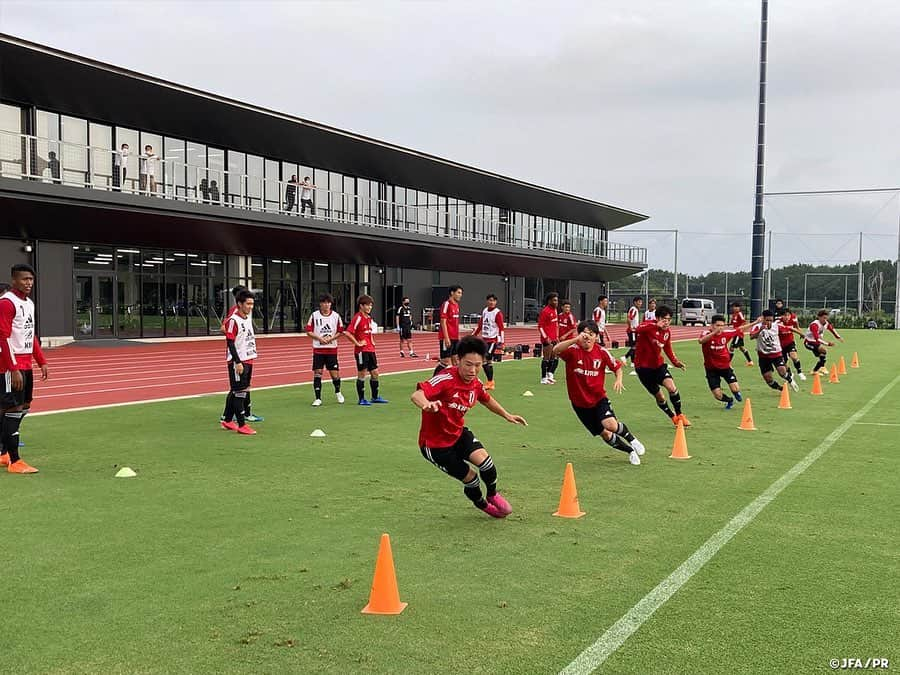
681,298,716,326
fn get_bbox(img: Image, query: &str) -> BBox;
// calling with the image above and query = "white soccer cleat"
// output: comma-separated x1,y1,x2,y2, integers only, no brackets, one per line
547,373,556,383
312,399,323,407
798,372,807,381
540,377,550,385
335,392,345,404
790,379,799,392
620,356,628,365
631,438,646,456
629,370,637,376
629,450,641,465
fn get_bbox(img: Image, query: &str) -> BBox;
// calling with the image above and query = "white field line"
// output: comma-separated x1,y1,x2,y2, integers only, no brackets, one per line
853,421,900,427
560,372,900,675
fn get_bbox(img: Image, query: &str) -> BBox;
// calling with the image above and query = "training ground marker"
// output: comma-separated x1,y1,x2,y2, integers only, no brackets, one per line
559,372,900,675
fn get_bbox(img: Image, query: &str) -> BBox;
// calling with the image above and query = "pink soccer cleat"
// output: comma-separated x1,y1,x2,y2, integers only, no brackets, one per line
236,425,257,435
221,421,239,431
481,502,507,519
487,493,512,516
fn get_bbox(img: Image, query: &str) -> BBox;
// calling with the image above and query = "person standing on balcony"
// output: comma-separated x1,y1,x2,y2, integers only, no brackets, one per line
300,176,316,215
112,143,129,190
47,151,61,184
284,175,299,213
139,144,158,194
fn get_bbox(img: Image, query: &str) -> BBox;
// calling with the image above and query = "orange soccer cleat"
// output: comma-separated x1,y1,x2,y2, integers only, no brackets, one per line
675,413,692,427
7,459,38,474
484,381,496,391
220,420,239,431
0,453,9,467
236,425,257,435
745,361,755,367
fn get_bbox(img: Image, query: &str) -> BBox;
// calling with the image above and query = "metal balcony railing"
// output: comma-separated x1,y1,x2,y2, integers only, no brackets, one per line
0,130,647,266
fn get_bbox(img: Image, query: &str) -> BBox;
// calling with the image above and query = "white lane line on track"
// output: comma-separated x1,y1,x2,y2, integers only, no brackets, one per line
559,372,900,675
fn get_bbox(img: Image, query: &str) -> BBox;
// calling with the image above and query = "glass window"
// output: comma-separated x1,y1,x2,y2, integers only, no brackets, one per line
246,154,263,209
163,137,186,199
114,127,139,192
35,111,60,182
226,150,245,206
0,103,23,178
314,168,328,216
250,256,266,326
186,142,206,200
138,132,162,195
264,159,280,212
87,123,112,189
344,175,355,222
207,147,224,203
59,116,87,186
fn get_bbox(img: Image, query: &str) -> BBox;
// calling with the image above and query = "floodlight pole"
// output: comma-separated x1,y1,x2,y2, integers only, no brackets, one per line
895,205,900,330
750,0,769,318
858,232,864,315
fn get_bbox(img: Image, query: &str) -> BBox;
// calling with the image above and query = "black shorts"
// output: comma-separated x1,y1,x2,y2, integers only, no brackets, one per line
312,353,340,371
439,339,459,360
781,342,797,358
420,427,484,481
355,351,379,372
485,340,503,362
636,365,672,395
541,339,558,348
803,341,823,356
729,335,745,349
1,369,34,409
598,333,606,347
705,367,737,390
572,400,616,436
758,355,784,374
227,361,253,391
398,324,412,340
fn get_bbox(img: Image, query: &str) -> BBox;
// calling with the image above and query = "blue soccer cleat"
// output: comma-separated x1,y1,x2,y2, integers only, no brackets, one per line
725,399,734,410
244,414,265,422
371,396,390,404
358,399,372,406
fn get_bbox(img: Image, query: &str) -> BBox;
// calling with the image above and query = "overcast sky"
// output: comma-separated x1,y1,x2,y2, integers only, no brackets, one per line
2,0,898,275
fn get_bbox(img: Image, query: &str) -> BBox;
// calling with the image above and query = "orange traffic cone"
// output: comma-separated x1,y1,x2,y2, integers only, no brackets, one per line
838,356,847,375
829,364,840,384
810,371,824,395
778,384,792,410
361,533,408,615
669,420,691,459
851,352,860,368
737,398,757,431
553,462,585,518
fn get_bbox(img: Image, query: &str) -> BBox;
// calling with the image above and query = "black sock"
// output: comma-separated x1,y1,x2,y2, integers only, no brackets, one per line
768,380,783,391
223,392,235,422
721,393,734,404
784,370,793,383
313,376,322,400
550,358,559,374
332,377,341,393
616,421,635,442
356,378,366,401
476,455,497,497
743,349,752,363
483,363,494,382
541,360,548,378
433,363,446,377
463,474,487,509
232,392,247,426
793,359,802,374
657,400,674,418
817,355,827,371
605,432,632,454
244,391,252,416
2,411,23,463
371,379,380,399
670,391,682,415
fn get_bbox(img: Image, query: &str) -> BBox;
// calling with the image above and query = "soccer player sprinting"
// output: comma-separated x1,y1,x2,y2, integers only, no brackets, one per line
413,336,527,518
592,295,612,347
348,294,388,405
538,292,560,384
558,299,578,342
622,296,643,371
434,285,463,376
395,296,417,358
698,314,750,410
306,293,346,407
728,301,754,366
470,294,505,390
777,307,806,380
633,305,690,426
803,309,844,375
0,264,49,473
219,285,263,423
221,289,258,435
748,310,802,393
554,320,646,465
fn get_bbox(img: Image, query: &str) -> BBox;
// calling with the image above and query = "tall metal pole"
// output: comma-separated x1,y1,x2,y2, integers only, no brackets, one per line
673,229,679,312
895,204,900,329
766,230,773,301
750,0,769,318
857,232,864,315
724,272,729,307
786,277,790,307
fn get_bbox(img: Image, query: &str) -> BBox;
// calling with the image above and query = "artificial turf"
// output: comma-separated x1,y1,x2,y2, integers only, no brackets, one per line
3,331,898,674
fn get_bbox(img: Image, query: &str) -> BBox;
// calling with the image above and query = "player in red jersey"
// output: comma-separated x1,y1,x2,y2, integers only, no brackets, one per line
434,285,463,376
622,296,643,369
698,314,751,410
557,299,578,342
538,292,560,384
0,265,49,473
728,301,754,366
803,309,844,375
413,336,527,518
554,320,646,465
633,305,690,426
348,294,388,405
777,306,806,380
470,294,505,390
591,295,612,347
221,289,258,435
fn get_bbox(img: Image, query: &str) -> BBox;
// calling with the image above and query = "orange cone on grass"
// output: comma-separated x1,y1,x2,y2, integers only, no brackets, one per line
829,364,840,384
778,384,792,410
838,355,847,375
553,462,585,518
737,398,757,431
810,371,824,395
669,420,691,459
851,352,860,368
361,533,407,615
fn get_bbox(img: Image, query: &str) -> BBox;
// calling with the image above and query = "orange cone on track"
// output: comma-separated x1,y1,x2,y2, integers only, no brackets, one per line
361,534,408,615
737,398,757,431
553,462,585,518
669,420,691,459
778,384,792,410
838,356,847,375
829,364,840,384
851,352,860,368
811,371,824,396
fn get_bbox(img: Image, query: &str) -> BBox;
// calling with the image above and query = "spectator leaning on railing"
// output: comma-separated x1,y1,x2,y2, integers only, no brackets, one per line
139,145,159,194
112,143,129,190
285,174,299,213
300,176,316,215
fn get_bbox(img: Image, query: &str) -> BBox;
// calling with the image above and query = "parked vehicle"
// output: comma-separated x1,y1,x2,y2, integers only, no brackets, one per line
681,298,716,326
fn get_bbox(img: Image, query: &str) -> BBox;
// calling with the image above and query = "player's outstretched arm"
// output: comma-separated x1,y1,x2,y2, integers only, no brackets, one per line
481,396,527,426
552,337,579,356
411,389,441,413
612,367,625,393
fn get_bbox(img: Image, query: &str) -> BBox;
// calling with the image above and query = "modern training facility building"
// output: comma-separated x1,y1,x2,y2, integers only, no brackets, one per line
0,34,647,342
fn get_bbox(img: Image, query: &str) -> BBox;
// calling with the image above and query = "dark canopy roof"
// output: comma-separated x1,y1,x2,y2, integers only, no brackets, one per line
0,35,648,231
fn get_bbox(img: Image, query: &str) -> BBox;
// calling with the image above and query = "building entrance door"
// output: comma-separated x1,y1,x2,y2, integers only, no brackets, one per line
74,273,116,338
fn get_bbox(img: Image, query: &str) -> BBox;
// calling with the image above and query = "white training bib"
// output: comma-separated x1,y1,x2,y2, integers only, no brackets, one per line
1,291,35,354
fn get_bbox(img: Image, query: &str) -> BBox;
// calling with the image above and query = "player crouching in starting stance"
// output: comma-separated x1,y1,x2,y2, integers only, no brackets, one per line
554,320,645,465
412,336,527,518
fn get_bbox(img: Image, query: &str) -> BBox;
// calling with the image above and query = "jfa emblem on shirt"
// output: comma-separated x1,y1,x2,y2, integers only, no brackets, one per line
593,359,601,369
468,391,476,406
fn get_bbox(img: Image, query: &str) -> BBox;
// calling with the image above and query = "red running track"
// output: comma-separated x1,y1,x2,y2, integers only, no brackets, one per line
29,324,704,414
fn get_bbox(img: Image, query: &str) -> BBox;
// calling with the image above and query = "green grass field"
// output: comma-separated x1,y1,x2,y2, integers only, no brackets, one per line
4,331,898,674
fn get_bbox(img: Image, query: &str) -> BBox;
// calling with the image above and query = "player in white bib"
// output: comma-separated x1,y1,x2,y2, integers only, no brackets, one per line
591,295,611,347
306,293,346,406
221,289,258,434
470,294,505,390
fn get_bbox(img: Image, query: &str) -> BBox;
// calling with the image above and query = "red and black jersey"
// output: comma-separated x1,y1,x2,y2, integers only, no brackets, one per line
730,310,745,335
634,320,680,369
440,300,460,340
538,305,559,342
416,368,490,448
701,328,741,370
558,342,620,408
349,312,376,353
557,311,578,340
